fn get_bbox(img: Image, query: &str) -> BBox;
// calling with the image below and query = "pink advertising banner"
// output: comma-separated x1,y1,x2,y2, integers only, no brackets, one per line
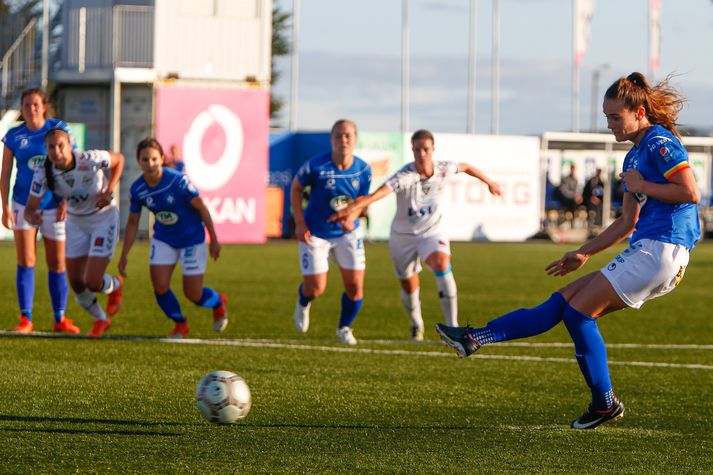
155,86,268,243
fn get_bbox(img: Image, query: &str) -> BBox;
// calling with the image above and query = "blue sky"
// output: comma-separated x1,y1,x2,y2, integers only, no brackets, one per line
271,0,713,136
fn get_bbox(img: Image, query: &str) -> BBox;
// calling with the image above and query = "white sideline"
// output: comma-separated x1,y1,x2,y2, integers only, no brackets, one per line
1,331,712,371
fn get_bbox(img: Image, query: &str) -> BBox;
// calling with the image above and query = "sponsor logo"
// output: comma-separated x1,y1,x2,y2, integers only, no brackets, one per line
329,195,353,211
183,104,243,191
166,194,175,204
156,211,179,225
64,176,75,187
28,155,45,171
607,263,616,271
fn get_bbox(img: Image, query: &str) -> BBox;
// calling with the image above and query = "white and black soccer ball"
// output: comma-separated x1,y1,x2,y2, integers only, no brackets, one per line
195,370,252,424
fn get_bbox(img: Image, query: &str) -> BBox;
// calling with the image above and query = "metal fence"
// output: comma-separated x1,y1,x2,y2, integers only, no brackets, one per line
63,5,153,71
1,18,37,113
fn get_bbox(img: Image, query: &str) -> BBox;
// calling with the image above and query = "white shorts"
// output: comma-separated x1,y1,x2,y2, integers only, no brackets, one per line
65,207,119,259
389,232,451,279
150,238,207,276
298,227,366,275
601,238,689,309
12,200,66,241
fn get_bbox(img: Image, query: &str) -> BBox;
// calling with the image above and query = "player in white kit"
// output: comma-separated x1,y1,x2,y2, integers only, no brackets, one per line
331,130,501,340
24,128,125,338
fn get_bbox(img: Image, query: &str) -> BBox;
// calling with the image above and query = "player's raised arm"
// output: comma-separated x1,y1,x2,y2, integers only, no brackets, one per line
458,163,502,196
290,176,311,243
546,187,640,277
329,182,393,228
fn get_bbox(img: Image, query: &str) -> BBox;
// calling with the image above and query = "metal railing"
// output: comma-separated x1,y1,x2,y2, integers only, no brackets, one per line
64,5,153,72
1,18,37,113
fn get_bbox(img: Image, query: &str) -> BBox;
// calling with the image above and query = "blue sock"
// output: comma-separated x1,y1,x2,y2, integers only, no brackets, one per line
339,292,362,328
197,287,221,308
468,292,567,345
16,265,35,319
298,284,312,307
562,304,614,410
48,271,68,323
155,290,186,323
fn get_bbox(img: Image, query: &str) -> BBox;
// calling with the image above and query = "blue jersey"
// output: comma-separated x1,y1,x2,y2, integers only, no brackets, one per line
296,152,372,239
1,118,71,209
624,125,700,249
129,167,205,248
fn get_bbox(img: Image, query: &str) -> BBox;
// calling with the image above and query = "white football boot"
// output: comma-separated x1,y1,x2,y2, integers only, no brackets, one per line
336,326,357,345
293,300,310,333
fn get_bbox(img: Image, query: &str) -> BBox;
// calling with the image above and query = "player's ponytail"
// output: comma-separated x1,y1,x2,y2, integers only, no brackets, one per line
604,72,685,138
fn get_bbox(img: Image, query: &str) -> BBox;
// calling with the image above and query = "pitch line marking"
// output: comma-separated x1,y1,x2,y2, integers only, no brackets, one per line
1,331,711,370
163,338,713,371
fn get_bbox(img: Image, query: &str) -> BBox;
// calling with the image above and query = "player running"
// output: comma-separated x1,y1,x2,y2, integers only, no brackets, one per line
330,129,501,340
436,72,700,429
291,119,371,344
118,138,227,339
24,128,125,338
1,88,74,333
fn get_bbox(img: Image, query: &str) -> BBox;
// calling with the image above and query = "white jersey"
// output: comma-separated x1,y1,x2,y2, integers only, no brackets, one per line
386,160,459,235
29,150,114,216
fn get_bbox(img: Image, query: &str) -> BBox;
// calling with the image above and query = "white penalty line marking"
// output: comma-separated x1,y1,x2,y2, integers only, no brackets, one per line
161,338,713,371
2,331,712,371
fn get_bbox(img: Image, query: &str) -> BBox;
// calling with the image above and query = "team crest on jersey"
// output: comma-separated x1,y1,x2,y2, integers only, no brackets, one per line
325,178,336,189
351,178,360,188
156,211,179,225
329,195,353,211
19,138,29,149
146,196,154,206
28,155,45,171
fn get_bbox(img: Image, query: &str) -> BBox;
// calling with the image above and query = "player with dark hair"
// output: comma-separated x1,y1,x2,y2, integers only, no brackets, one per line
437,72,700,429
331,129,501,340
291,119,372,344
118,137,227,338
1,88,75,333
24,128,125,338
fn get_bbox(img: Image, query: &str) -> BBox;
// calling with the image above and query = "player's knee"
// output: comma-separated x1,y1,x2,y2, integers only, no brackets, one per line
85,278,103,293
184,288,202,304
343,285,363,301
302,282,325,299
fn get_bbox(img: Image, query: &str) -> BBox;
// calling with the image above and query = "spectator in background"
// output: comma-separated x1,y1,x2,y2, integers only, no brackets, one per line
556,164,583,225
583,168,605,232
165,144,185,174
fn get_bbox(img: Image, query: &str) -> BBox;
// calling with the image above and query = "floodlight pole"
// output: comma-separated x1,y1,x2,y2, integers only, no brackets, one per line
289,0,300,131
401,0,409,134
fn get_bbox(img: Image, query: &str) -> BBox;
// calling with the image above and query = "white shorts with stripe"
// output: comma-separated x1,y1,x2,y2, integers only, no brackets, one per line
388,231,451,279
150,238,207,276
12,200,66,241
298,227,365,275
600,238,689,309
65,206,119,259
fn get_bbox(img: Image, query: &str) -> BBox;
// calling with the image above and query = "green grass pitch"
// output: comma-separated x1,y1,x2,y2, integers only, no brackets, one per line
0,239,711,473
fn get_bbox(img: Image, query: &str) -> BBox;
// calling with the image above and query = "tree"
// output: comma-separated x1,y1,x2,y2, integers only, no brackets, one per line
270,5,291,127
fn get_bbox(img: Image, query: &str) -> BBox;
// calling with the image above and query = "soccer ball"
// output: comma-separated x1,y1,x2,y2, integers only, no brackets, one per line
195,371,252,424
